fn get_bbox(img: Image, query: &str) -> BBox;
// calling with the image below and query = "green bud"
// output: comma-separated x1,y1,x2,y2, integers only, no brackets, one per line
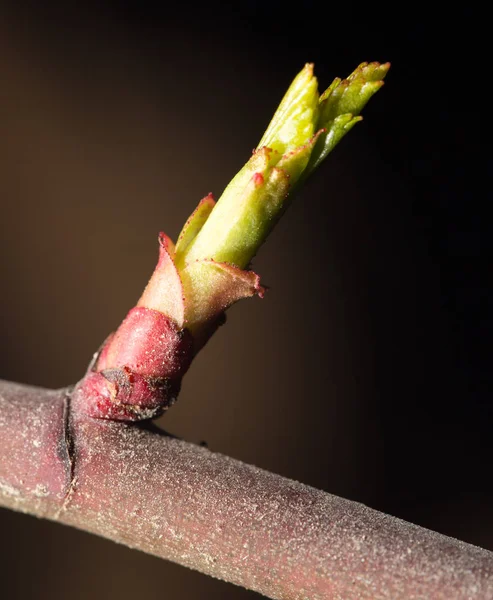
178,61,389,270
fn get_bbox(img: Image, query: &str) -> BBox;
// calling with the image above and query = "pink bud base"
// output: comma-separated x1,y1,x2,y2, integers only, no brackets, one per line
76,307,193,421
97,307,192,378
75,370,181,421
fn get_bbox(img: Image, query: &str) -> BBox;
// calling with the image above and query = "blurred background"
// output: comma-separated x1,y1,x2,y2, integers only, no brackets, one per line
0,3,489,599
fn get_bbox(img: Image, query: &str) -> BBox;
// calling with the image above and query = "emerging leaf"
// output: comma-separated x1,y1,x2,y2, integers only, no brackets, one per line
174,193,216,268
179,61,389,269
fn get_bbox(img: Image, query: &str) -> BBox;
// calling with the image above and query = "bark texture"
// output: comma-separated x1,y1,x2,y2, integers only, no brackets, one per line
1,379,492,599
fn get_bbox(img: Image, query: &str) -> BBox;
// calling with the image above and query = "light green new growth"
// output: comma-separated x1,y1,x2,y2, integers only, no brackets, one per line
256,63,319,157
179,61,389,270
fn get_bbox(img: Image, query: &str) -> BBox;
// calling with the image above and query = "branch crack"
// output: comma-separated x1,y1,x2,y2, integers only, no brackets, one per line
54,392,77,519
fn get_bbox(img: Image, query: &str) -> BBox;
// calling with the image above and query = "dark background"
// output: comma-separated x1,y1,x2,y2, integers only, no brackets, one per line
0,4,490,599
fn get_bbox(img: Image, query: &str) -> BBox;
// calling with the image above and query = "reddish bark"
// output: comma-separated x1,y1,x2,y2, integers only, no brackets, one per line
1,378,493,599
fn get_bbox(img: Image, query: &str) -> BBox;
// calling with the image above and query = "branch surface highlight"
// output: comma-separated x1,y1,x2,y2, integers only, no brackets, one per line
1,380,492,600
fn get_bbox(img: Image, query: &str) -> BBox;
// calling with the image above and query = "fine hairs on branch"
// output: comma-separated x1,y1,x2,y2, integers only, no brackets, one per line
1,62,493,600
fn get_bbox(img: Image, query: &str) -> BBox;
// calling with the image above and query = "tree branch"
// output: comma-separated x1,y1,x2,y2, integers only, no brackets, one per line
1,378,492,599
